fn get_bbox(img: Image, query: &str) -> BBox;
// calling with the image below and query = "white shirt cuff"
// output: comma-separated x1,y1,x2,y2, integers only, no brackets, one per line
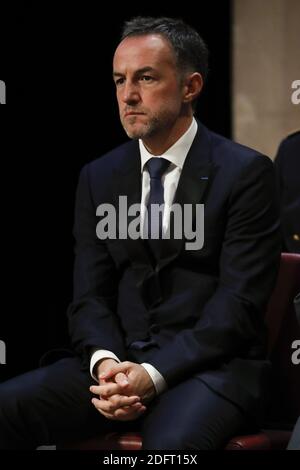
90,349,120,381
141,362,167,395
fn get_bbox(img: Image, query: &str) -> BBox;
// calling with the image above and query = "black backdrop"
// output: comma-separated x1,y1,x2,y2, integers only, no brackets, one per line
0,2,231,381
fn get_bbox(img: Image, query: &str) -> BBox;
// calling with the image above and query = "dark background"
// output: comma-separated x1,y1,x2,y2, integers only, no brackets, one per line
0,1,231,381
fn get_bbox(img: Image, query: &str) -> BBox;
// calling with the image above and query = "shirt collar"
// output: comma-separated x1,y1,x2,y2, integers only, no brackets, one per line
139,117,198,173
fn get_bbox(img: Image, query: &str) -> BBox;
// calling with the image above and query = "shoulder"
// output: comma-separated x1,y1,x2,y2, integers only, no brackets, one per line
79,140,137,184
204,126,273,173
88,140,137,173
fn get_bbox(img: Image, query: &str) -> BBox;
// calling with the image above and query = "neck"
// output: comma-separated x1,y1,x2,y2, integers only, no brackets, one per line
142,114,193,156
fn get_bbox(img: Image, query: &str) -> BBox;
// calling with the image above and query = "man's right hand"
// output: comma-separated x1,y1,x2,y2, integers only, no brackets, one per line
90,358,146,421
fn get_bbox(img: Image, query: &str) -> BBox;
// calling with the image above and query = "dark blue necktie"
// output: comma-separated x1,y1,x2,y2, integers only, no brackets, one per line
146,157,170,260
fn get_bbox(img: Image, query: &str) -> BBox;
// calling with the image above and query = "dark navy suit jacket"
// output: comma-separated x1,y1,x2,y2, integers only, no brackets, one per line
67,122,281,422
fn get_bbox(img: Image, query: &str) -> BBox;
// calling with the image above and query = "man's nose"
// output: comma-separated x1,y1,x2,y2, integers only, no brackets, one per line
122,82,140,104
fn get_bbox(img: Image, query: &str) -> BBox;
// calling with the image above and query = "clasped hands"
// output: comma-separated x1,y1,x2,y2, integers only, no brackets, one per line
90,359,156,421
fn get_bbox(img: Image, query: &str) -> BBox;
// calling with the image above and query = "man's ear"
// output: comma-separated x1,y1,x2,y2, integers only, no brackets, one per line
182,72,203,104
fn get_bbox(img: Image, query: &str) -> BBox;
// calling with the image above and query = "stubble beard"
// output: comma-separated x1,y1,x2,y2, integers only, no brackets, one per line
121,114,160,140
121,106,179,141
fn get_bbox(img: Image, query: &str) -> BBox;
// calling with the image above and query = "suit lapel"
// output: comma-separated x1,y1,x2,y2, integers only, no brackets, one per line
157,123,214,271
112,141,153,269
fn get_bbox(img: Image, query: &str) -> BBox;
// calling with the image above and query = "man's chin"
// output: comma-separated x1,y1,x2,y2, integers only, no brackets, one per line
124,125,148,140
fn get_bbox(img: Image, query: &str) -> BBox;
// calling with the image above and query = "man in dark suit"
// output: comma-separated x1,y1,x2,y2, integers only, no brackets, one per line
274,130,300,253
0,16,281,450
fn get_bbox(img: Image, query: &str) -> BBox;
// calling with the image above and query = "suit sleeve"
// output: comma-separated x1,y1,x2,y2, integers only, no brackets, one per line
67,165,126,368
148,155,281,386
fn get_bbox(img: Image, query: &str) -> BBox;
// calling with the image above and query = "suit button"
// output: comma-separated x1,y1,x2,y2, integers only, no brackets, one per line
150,324,160,334
293,234,300,242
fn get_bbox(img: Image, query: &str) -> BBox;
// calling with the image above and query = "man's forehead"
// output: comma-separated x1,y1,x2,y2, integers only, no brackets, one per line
113,34,175,69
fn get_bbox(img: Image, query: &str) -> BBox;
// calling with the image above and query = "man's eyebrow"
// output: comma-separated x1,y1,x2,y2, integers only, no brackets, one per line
113,66,157,78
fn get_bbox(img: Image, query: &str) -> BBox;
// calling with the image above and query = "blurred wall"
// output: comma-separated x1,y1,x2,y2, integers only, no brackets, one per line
233,0,300,159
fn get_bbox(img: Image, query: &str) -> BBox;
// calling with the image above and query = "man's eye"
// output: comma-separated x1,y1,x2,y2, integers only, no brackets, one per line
140,76,153,82
115,78,125,86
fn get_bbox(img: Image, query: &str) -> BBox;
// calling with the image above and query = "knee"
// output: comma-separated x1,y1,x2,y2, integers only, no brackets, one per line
0,381,23,423
0,378,42,449
0,376,38,423
0,383,14,415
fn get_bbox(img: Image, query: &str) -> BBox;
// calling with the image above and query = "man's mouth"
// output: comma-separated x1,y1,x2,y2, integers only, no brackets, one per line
124,112,145,118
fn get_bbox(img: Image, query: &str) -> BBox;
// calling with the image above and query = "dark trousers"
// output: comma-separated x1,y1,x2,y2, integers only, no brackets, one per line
0,357,247,450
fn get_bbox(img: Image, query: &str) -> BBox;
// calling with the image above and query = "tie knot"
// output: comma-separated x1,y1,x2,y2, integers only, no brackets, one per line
146,158,170,179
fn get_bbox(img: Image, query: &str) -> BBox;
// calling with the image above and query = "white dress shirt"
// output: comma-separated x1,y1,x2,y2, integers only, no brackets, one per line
90,118,198,394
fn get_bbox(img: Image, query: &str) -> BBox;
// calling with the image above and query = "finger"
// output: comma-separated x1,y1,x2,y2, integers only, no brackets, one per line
107,394,141,411
91,395,140,413
94,400,146,422
99,361,131,380
114,405,147,420
114,402,144,416
114,372,130,388
98,376,114,387
90,382,125,398
99,402,144,420
100,406,145,422
92,397,116,414
97,408,117,420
